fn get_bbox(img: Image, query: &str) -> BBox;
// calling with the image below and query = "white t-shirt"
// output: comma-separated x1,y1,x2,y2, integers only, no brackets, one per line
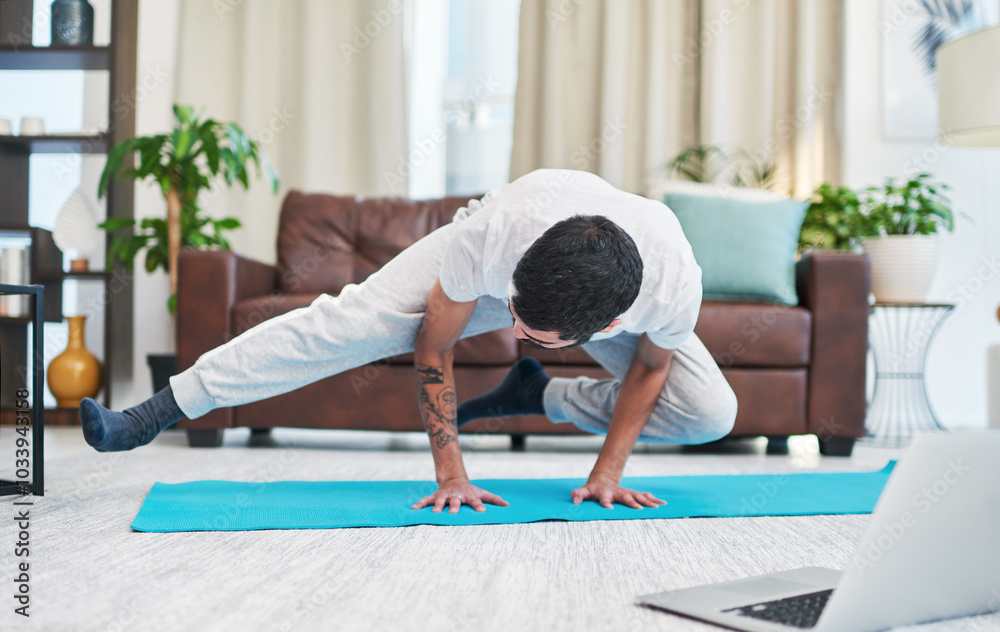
439,169,703,349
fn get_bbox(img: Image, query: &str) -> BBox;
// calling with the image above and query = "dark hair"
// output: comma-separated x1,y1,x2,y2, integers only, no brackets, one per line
510,215,643,344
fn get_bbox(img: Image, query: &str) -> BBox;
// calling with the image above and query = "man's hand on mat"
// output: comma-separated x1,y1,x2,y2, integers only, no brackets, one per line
571,474,667,510
411,477,511,514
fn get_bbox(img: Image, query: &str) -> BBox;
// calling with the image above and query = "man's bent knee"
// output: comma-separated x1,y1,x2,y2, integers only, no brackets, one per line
689,385,738,444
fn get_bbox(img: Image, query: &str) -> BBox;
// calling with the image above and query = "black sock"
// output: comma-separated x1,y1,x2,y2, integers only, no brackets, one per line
79,385,185,452
457,357,550,427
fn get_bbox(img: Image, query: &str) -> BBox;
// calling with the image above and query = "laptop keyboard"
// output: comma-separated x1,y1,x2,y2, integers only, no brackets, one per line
723,589,834,629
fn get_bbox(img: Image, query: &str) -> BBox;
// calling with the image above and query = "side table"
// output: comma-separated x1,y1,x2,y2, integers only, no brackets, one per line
0,283,44,496
864,302,954,447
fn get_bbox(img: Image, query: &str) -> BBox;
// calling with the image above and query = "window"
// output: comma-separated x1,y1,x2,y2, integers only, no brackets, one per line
407,0,520,198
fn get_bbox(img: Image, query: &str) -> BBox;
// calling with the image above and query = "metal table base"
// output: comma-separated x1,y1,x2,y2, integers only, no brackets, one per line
863,303,954,448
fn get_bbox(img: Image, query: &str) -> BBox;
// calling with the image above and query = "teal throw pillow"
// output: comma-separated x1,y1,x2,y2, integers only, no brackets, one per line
664,192,808,305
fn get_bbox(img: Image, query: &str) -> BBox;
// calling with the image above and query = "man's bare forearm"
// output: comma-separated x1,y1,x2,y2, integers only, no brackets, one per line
590,362,671,482
414,358,468,483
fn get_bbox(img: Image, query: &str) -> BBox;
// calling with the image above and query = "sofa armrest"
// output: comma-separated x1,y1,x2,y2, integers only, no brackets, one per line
175,250,277,428
795,251,871,439
177,249,277,371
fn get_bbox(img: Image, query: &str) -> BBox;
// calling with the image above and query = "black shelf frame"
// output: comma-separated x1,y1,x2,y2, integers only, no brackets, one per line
0,45,110,70
0,283,44,496
0,134,109,154
63,270,108,280
0,0,137,415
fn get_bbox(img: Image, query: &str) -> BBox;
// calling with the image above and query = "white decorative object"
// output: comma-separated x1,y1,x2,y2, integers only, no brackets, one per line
0,118,12,135
938,24,1000,146
53,188,102,271
882,0,999,141
18,116,45,135
0,247,30,316
863,235,940,302
988,344,1000,430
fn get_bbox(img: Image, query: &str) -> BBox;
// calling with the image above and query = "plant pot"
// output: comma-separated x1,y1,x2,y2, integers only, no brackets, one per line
47,315,101,407
862,235,940,302
147,354,176,393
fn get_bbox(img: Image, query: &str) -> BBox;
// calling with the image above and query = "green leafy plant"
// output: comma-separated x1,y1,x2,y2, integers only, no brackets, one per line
662,144,778,190
799,183,863,252
98,104,279,311
665,145,731,183
731,153,778,191
856,174,954,237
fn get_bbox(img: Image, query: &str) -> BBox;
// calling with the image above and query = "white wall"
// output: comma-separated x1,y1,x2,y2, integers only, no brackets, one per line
108,0,180,408
843,0,1000,429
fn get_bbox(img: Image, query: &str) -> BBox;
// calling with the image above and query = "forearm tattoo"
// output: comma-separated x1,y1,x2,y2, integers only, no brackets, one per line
416,364,444,384
415,363,458,449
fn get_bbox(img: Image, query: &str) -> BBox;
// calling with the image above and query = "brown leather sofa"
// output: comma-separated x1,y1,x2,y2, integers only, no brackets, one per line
176,191,870,456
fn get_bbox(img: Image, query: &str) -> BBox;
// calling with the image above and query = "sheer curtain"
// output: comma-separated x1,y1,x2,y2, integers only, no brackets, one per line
511,0,844,197
174,0,409,262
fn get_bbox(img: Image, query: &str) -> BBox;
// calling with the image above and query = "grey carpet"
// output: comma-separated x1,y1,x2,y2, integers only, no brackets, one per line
1,427,998,632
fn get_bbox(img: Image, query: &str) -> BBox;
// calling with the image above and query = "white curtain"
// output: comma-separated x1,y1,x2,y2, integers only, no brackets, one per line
174,0,409,263
511,0,700,194
511,0,843,197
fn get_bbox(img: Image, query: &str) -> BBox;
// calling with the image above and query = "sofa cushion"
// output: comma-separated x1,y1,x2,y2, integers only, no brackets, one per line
665,192,808,305
520,301,810,369
695,301,811,368
520,344,600,366
231,293,518,366
276,191,481,295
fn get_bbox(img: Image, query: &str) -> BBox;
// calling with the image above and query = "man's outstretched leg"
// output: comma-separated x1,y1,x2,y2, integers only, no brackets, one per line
79,220,512,452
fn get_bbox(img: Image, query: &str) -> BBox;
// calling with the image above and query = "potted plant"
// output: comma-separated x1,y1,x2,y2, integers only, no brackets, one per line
97,104,279,389
798,183,863,252
661,144,779,190
855,174,954,302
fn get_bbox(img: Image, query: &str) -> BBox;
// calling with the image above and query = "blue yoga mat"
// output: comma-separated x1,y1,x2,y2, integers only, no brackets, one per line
131,462,895,532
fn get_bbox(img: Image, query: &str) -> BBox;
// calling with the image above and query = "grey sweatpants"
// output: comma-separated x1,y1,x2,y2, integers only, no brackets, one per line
171,219,737,445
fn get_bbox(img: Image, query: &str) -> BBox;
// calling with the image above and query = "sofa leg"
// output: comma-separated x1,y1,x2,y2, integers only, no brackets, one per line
186,429,223,448
765,436,789,455
818,436,855,457
510,434,526,451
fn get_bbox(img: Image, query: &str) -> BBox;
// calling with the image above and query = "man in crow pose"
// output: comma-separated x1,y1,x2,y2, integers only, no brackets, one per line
80,169,737,513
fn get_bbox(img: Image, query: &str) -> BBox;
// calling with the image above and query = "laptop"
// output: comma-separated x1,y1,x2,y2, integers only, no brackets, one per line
637,431,1000,631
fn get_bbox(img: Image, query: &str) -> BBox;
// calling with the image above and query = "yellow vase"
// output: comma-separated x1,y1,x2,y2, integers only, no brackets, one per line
47,315,102,408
